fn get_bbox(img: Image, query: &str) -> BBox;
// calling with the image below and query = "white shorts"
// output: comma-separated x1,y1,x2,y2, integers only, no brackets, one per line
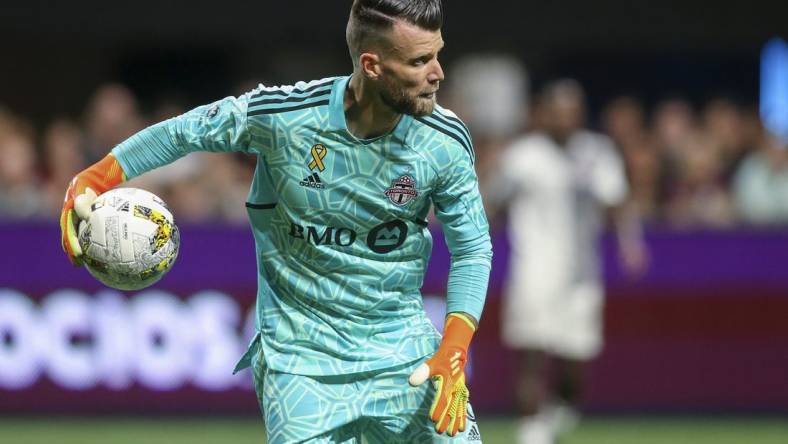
501,277,604,360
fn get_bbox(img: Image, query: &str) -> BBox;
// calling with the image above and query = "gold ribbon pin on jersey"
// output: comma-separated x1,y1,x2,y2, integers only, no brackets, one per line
308,144,327,172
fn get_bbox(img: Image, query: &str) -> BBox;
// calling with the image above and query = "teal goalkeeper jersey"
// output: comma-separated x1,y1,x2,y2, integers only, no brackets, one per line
112,76,492,376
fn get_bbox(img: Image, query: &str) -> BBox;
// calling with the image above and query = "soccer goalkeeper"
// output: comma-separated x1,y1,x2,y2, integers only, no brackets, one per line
60,0,491,442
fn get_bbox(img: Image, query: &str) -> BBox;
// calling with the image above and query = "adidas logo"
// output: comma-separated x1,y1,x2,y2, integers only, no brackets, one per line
467,424,482,441
299,172,325,189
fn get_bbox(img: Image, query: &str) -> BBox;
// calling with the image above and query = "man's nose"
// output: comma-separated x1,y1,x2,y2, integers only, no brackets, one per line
428,60,445,83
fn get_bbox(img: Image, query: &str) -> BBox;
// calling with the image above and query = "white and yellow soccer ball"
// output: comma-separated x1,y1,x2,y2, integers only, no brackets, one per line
77,187,180,291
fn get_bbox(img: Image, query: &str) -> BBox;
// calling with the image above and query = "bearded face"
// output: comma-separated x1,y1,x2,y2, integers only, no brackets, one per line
371,21,444,117
379,74,438,117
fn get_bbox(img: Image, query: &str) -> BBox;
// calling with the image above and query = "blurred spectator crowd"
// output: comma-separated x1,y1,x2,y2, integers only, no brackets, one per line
599,95,788,227
0,83,255,224
1,62,787,228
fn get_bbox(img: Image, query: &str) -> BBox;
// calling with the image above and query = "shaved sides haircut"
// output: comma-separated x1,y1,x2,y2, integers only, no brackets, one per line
346,0,443,66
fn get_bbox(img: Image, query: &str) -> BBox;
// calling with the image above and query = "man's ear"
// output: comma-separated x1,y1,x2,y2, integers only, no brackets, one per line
360,52,381,80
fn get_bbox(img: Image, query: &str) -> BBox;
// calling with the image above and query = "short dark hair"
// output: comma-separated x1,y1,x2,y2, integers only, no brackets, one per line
346,0,443,65
539,79,586,106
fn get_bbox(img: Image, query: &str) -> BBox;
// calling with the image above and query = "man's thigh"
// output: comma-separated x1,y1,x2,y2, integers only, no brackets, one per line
253,359,362,444
550,282,603,360
359,361,483,443
252,357,482,443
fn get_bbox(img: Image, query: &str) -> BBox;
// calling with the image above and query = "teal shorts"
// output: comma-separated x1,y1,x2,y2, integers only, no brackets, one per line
252,351,483,443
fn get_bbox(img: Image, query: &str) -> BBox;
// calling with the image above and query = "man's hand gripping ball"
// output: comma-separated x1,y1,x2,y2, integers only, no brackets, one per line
408,312,476,437
60,154,125,265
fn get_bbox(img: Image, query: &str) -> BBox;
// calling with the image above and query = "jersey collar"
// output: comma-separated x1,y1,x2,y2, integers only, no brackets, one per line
328,75,413,144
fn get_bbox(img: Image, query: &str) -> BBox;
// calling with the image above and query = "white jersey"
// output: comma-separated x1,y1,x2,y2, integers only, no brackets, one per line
498,130,627,288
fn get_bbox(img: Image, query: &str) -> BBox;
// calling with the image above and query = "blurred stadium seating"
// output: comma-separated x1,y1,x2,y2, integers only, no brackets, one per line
1,1,787,443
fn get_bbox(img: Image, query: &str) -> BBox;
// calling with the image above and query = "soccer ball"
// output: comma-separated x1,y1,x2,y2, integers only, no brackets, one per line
77,187,180,291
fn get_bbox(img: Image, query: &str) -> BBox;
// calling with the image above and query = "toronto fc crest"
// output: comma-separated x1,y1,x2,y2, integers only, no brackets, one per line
384,175,418,206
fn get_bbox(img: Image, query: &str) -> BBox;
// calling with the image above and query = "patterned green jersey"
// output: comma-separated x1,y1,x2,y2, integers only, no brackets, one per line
112,76,492,376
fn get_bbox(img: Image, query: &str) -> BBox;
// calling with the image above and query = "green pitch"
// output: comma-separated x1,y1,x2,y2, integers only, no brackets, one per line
1,416,787,444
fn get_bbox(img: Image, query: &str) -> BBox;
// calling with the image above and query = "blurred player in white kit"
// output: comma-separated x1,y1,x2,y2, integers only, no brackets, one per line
486,79,647,444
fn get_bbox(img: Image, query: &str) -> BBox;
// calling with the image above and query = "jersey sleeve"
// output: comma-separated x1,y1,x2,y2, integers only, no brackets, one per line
112,92,258,179
483,137,529,208
591,136,629,207
431,140,493,322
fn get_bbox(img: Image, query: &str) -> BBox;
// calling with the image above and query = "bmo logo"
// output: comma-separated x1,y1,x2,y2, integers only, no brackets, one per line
367,220,408,254
289,219,409,254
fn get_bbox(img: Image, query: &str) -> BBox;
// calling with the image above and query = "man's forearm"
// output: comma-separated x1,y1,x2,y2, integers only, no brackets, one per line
112,120,185,180
614,202,643,249
445,259,491,324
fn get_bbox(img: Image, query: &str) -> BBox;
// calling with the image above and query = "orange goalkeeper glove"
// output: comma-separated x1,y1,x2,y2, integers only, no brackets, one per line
60,154,126,265
408,312,476,437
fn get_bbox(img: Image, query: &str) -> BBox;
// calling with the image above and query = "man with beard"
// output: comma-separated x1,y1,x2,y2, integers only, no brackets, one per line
60,0,491,442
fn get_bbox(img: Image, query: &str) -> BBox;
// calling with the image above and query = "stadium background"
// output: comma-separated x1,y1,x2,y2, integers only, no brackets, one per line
2,1,788,442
